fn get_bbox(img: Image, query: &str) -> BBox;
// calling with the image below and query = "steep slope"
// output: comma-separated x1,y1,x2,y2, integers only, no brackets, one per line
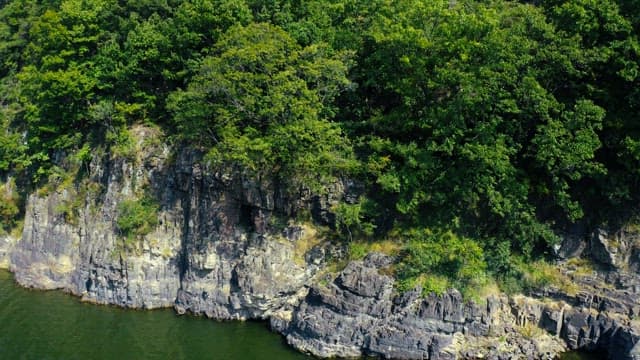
1,127,638,359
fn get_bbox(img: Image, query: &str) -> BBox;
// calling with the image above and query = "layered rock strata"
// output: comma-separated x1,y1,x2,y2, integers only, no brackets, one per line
279,253,639,360
1,127,639,359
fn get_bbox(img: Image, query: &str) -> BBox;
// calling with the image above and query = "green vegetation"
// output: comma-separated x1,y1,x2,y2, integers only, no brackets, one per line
0,179,20,234
396,230,488,298
335,201,376,242
514,258,579,295
116,196,159,246
168,22,354,191
1,0,640,297
347,239,401,261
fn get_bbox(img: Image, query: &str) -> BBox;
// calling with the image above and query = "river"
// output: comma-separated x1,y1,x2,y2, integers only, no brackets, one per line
0,270,308,360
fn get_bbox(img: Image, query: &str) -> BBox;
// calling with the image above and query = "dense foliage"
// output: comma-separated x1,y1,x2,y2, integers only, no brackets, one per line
1,0,639,294
116,196,159,245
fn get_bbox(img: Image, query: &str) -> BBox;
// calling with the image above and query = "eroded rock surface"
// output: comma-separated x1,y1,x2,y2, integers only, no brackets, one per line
281,253,568,359
277,251,640,359
8,128,329,317
3,126,639,359
0,234,16,269
10,128,181,308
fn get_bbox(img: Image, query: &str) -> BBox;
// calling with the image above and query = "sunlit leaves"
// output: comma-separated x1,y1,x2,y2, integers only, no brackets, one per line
169,22,354,189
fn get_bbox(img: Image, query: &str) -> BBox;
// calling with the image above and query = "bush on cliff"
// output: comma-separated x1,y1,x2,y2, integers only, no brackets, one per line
396,229,488,298
116,197,159,245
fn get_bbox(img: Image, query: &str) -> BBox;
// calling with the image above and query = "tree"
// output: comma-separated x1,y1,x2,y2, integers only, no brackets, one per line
347,0,611,261
168,22,354,190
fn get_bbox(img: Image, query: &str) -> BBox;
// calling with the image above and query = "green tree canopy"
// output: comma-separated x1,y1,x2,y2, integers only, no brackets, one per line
168,22,354,189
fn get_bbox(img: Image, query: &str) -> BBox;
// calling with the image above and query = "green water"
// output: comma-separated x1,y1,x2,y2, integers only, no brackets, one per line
0,270,309,360
559,351,606,360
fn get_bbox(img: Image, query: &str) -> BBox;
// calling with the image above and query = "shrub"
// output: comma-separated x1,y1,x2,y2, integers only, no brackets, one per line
334,201,376,242
348,241,369,260
397,273,450,297
0,179,20,234
396,229,488,298
116,196,159,245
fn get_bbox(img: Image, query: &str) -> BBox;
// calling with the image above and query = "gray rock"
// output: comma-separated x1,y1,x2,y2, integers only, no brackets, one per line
4,126,640,359
0,234,16,269
589,226,640,271
557,235,587,259
7,129,323,315
282,256,507,359
591,229,618,267
540,306,564,335
10,145,181,308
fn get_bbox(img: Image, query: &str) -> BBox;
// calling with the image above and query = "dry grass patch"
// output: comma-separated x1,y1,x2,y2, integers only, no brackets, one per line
470,279,502,302
369,239,402,255
519,259,580,296
566,257,595,277
517,322,546,339
348,239,402,260
292,224,324,266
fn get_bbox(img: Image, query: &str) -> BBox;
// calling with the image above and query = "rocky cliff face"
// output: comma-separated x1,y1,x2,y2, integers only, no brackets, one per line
278,252,640,360
278,253,491,359
2,127,639,359
7,126,328,318
9,127,182,308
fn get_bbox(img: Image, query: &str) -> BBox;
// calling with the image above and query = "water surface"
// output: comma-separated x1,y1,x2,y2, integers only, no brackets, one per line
559,350,606,360
0,270,309,360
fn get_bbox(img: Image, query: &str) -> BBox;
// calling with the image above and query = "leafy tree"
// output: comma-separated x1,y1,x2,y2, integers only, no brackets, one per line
344,0,615,262
169,22,354,190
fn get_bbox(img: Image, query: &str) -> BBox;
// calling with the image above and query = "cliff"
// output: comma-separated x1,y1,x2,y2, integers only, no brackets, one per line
0,127,638,359
5,126,331,319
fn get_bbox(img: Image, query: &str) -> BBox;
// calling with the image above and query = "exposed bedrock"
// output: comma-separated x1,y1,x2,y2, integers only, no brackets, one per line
8,127,330,316
3,127,639,359
281,253,639,359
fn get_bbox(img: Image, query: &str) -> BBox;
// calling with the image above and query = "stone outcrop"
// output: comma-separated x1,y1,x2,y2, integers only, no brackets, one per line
3,126,639,359
557,224,640,272
10,127,182,308
8,126,328,317
0,234,16,269
278,252,640,359
281,253,566,360
281,253,481,359
589,227,640,272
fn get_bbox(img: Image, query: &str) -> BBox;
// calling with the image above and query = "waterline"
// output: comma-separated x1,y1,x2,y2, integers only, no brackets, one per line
0,270,308,360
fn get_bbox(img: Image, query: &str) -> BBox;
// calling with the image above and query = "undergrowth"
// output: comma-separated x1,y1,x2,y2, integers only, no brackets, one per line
116,194,159,248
